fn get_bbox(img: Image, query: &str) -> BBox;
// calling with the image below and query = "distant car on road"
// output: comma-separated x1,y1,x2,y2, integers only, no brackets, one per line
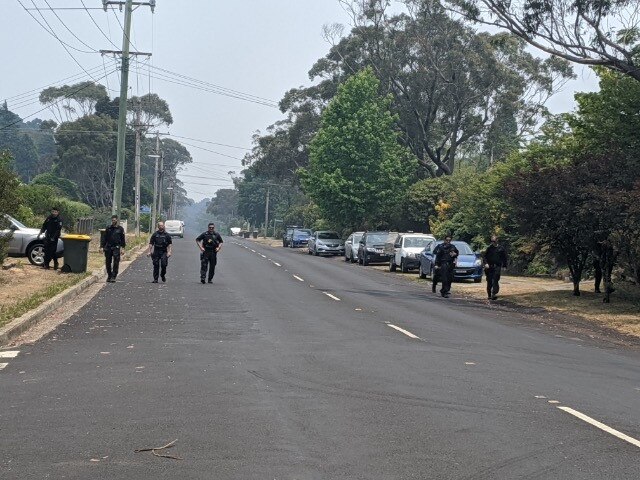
418,240,483,282
386,233,435,273
288,228,312,248
358,231,393,266
164,220,184,238
1,214,64,266
344,231,364,263
308,231,345,256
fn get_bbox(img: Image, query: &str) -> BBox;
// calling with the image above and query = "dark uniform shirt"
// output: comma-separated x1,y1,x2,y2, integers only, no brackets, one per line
101,225,126,249
484,244,508,267
40,215,63,241
196,231,223,251
434,243,459,266
149,231,172,253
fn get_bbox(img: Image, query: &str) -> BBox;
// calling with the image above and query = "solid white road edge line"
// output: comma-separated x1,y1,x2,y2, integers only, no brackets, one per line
0,351,19,358
557,406,640,449
322,292,341,301
387,324,420,339
292,275,305,282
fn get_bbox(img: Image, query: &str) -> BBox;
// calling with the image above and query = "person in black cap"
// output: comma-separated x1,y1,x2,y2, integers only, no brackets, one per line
100,215,126,282
147,221,172,283
196,222,223,283
433,235,459,298
483,235,508,300
39,207,63,270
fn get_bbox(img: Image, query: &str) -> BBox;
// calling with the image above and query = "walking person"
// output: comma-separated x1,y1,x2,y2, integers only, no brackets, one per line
39,207,63,270
147,221,172,283
100,215,126,283
196,222,223,284
434,235,459,298
483,235,508,300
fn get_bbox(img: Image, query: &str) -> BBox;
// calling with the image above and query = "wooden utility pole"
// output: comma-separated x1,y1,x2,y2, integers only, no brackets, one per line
150,134,160,231
134,104,141,235
157,151,164,220
263,186,270,238
103,0,155,217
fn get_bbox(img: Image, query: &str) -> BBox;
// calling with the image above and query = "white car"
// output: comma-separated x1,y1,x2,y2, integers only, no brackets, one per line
387,233,436,273
164,220,184,238
1,214,64,266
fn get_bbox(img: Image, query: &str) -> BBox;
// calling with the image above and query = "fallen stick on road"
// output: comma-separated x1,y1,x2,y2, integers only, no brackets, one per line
134,439,183,460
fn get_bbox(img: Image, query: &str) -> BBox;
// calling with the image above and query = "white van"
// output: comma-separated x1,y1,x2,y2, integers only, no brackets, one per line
165,220,184,238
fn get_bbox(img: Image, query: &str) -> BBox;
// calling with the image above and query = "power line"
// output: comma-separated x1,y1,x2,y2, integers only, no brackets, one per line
17,0,94,54
41,0,98,52
81,0,119,49
177,141,244,160
0,69,115,131
160,133,251,151
18,0,100,83
110,5,138,52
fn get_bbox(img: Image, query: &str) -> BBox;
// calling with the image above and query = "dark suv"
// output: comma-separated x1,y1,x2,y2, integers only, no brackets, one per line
358,231,391,265
282,225,302,247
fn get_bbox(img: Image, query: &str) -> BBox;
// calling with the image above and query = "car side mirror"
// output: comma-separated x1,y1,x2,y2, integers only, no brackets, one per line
394,243,401,248
9,224,18,231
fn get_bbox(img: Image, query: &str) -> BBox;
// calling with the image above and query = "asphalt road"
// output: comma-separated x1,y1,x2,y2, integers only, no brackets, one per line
1,236,639,479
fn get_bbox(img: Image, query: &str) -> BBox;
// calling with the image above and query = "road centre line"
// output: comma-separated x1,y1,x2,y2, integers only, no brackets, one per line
292,275,305,282
386,324,420,339
259,254,266,258
272,261,282,267
322,292,341,301
557,406,640,449
0,351,19,358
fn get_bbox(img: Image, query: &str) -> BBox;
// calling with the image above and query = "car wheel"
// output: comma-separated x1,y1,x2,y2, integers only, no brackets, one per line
389,258,396,272
400,258,409,273
27,243,45,266
419,264,427,279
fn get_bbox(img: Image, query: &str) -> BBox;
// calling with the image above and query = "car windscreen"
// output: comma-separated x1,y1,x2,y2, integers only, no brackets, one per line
404,237,433,248
453,242,473,254
366,234,387,244
318,232,339,239
10,217,27,229
294,229,311,236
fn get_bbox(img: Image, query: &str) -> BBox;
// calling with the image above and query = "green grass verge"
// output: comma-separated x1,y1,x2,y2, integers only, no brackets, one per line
0,273,90,329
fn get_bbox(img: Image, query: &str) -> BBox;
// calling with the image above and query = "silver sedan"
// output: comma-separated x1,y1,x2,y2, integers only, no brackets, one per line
1,214,64,266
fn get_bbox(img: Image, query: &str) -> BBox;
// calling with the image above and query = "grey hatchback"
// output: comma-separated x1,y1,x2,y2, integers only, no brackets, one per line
1,214,64,266
308,231,345,256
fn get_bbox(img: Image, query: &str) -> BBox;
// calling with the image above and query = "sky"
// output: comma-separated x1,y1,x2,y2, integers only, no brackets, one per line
2,1,600,203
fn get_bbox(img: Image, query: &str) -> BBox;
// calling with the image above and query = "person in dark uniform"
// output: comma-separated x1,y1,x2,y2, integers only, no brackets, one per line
147,221,173,283
100,215,126,283
483,235,508,300
196,222,224,284
39,207,63,270
434,235,459,298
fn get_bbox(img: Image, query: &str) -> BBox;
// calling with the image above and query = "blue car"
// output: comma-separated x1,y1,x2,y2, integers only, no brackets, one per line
288,228,312,248
418,240,483,283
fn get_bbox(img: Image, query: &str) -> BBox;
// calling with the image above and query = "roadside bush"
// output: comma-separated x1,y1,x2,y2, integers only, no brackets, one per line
0,151,21,264
14,205,39,228
56,198,92,232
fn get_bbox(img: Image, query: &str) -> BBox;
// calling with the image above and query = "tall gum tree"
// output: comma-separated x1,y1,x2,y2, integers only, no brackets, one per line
300,68,417,230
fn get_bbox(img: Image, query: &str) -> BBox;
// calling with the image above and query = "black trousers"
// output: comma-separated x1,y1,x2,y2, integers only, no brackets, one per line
152,252,168,280
104,246,121,278
43,238,59,267
486,265,502,298
440,262,454,295
200,250,217,281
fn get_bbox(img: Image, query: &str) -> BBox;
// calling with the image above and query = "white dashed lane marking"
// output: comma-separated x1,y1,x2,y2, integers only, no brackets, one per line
558,406,640,449
272,261,282,267
292,275,305,282
386,323,420,339
0,351,20,359
322,292,341,301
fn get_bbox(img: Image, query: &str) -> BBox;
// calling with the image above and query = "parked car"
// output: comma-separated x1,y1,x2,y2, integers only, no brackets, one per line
344,231,364,263
282,225,299,247
358,231,394,265
308,231,345,256
165,219,184,238
418,240,483,282
287,228,312,248
1,214,64,266
386,233,436,273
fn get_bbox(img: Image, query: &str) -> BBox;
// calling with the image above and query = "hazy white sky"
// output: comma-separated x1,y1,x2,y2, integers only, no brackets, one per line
2,1,599,202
